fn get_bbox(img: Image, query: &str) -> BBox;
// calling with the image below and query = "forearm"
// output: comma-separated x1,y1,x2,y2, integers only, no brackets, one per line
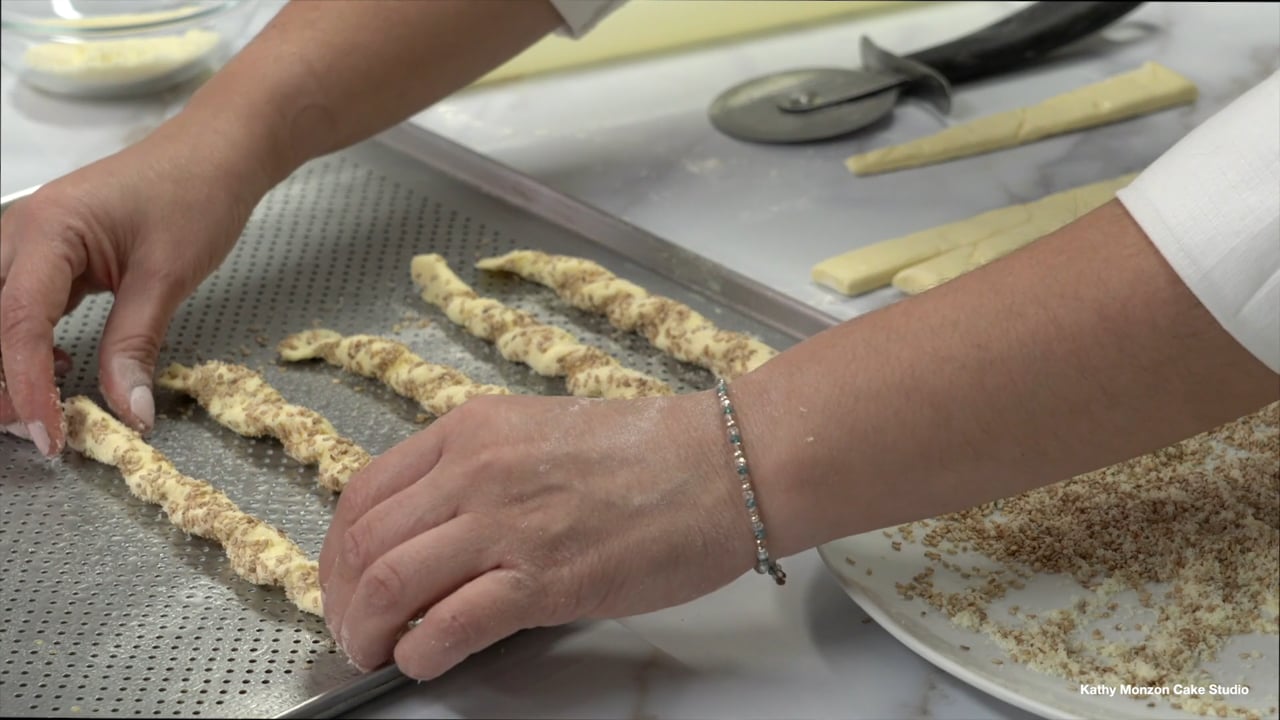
161,0,561,193
736,200,1277,557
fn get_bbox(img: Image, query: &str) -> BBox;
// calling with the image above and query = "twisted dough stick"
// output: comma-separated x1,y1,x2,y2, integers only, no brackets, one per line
64,396,322,615
278,329,510,416
476,251,778,379
157,361,370,492
411,253,672,399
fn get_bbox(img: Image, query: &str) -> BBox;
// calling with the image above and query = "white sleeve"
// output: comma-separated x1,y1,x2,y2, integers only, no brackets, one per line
548,0,627,37
1117,71,1280,373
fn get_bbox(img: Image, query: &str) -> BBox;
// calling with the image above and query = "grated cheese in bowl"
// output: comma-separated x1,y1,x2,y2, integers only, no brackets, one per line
1,2,256,98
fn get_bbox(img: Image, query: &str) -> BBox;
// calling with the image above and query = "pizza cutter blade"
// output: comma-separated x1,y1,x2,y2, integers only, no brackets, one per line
708,65,908,144
708,1,1145,144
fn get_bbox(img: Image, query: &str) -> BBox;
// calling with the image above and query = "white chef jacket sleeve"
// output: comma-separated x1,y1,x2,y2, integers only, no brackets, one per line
1116,71,1280,373
548,0,627,37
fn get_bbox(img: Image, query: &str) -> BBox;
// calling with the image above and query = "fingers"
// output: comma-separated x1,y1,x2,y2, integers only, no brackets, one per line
1,348,72,429
319,426,447,581
2,359,14,430
53,347,73,377
3,421,31,439
393,569,536,681
0,239,84,456
63,276,93,318
0,214,16,282
336,513,497,672
322,472,461,638
97,272,179,433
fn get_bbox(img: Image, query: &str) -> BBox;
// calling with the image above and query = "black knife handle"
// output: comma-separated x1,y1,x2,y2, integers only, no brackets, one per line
905,1,1145,85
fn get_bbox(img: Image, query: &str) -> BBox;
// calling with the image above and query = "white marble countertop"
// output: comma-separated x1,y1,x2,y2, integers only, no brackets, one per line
2,2,1276,719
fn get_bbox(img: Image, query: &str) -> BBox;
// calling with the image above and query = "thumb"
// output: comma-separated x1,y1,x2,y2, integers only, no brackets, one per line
98,273,179,433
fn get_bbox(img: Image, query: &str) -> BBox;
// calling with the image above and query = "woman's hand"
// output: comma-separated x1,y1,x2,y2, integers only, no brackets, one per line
1,0,566,458
318,392,753,679
0,117,272,455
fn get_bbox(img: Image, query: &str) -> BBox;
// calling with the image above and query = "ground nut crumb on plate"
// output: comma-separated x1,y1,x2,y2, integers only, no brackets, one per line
887,403,1279,719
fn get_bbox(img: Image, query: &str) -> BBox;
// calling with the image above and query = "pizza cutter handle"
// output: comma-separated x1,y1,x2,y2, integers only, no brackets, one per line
906,1,1145,86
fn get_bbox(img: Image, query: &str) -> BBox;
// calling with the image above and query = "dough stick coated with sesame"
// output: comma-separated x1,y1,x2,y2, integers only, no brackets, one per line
63,396,322,616
157,361,370,492
277,329,510,416
410,253,672,399
476,250,777,379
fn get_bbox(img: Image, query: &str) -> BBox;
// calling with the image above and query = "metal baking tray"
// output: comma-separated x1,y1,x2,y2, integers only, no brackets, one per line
0,124,837,718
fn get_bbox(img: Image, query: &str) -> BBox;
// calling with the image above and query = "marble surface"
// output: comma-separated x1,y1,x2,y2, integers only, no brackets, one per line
2,2,1277,719
353,553,1039,720
409,1,1280,322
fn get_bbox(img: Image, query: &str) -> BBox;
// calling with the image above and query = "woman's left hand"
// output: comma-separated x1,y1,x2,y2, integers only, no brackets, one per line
317,391,752,679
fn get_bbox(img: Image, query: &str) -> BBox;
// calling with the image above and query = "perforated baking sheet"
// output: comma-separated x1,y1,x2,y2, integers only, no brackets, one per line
0,128,831,718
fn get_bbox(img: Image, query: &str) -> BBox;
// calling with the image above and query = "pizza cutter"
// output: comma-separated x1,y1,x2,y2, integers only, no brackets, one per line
708,1,1144,144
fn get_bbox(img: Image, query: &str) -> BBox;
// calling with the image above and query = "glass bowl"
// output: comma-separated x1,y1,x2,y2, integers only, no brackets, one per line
1,1,258,98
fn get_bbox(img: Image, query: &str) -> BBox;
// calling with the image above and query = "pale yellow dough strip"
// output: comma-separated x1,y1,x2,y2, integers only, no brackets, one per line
278,329,510,416
157,361,371,492
811,174,1137,296
476,250,776,379
847,63,1197,176
892,175,1135,295
410,254,672,399
477,2,907,86
64,396,322,616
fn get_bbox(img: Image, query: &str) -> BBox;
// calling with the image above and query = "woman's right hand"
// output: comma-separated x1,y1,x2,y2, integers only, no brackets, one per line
1,0,568,456
0,116,275,456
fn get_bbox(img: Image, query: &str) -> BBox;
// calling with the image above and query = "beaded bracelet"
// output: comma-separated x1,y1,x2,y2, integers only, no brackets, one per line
715,378,786,586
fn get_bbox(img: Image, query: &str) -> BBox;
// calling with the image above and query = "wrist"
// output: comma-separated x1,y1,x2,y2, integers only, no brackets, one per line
668,390,761,578
162,45,331,206
149,97,290,221
725,369,826,560
674,380,804,580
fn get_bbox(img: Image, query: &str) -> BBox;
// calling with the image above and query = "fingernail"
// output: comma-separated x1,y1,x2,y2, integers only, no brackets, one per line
3,422,31,439
130,385,155,431
54,356,73,377
28,421,51,456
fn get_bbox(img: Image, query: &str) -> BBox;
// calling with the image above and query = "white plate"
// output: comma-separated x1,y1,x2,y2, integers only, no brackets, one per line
817,532,1278,720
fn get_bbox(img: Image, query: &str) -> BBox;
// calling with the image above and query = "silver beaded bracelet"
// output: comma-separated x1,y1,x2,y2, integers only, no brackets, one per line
715,378,786,586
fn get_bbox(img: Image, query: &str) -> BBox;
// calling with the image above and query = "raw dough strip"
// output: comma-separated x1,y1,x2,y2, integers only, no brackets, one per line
477,2,907,86
811,174,1137,296
157,361,371,492
411,253,672,399
892,174,1135,294
476,250,777,379
278,329,511,416
64,395,322,616
846,62,1197,175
